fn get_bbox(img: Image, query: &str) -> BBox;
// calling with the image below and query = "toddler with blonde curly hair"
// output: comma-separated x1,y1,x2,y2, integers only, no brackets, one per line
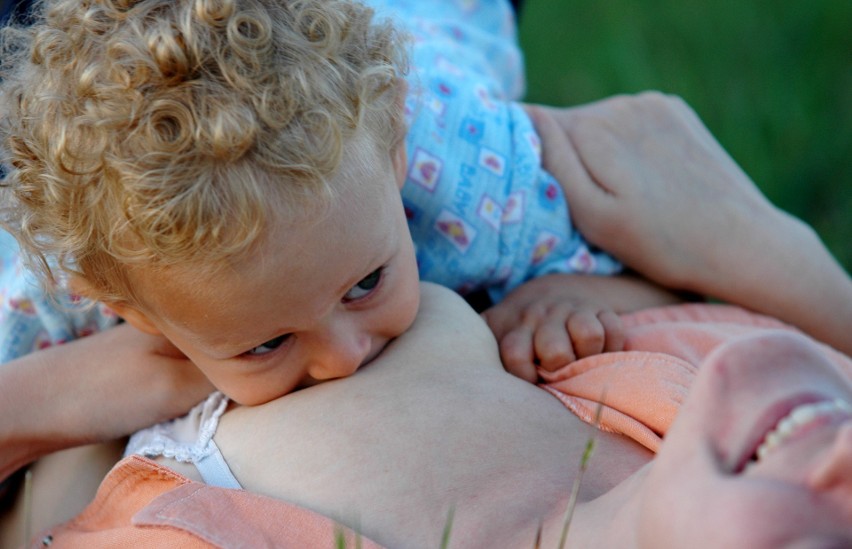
0,0,674,407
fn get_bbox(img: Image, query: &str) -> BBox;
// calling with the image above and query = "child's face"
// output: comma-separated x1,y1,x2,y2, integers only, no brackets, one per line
120,143,419,405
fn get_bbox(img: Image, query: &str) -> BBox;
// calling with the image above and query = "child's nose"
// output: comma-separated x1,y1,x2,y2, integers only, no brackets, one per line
308,326,371,381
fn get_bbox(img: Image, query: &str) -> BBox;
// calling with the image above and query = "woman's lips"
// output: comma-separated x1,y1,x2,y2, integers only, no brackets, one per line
734,393,824,473
742,398,852,471
755,399,852,461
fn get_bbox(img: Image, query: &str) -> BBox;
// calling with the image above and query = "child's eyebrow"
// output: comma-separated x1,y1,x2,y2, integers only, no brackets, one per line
209,323,301,358
334,237,395,297
185,318,296,359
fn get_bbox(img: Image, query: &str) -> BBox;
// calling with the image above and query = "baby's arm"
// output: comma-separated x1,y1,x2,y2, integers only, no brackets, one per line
0,323,213,483
527,92,852,356
483,273,681,382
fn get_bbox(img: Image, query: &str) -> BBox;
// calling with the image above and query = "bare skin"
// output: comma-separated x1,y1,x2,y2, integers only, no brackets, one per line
0,324,212,483
20,283,848,548
2,284,655,548
188,284,655,548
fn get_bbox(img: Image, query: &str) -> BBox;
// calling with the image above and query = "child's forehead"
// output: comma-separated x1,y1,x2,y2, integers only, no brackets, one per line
130,181,402,332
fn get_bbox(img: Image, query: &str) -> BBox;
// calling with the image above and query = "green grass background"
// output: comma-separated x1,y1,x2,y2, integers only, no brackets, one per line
518,0,851,273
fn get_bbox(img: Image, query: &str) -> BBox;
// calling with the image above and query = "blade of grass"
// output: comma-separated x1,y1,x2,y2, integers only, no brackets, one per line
440,506,455,549
557,394,605,549
334,526,347,549
333,522,362,549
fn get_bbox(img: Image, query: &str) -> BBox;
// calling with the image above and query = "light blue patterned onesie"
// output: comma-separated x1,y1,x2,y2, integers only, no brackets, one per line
375,0,620,303
0,231,119,363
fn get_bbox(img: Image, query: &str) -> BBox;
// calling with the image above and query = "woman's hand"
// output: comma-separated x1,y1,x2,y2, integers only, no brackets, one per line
527,92,852,354
527,92,779,292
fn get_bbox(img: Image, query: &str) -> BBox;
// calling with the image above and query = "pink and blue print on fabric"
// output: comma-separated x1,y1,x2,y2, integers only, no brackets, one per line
477,195,503,231
567,247,599,273
435,209,477,253
525,131,541,161
409,148,443,192
537,177,562,212
478,147,507,177
0,230,119,363
432,78,455,99
531,231,560,265
474,84,500,111
459,117,485,145
427,96,447,118
434,55,465,79
502,191,525,225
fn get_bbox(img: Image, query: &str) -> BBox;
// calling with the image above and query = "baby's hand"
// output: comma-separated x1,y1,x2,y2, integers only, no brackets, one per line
482,274,625,383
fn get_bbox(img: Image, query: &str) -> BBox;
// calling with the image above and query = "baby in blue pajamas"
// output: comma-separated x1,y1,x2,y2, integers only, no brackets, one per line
0,0,638,383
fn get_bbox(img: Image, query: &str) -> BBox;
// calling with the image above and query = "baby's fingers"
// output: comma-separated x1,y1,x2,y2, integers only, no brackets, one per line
532,317,577,371
498,325,539,383
598,310,626,353
566,311,607,359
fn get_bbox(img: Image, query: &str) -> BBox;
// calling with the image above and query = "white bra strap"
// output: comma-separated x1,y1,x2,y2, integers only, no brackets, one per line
193,438,242,489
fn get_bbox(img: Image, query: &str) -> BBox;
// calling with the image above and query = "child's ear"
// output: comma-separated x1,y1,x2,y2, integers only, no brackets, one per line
392,138,407,190
69,275,163,336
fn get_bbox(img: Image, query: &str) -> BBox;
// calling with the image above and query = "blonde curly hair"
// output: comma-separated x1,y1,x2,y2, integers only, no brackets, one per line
0,0,406,304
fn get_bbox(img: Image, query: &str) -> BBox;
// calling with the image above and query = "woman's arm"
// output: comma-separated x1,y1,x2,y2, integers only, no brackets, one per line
0,323,213,482
528,92,852,355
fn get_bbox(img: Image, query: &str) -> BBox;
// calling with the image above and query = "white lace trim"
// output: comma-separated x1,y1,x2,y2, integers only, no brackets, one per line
125,391,229,463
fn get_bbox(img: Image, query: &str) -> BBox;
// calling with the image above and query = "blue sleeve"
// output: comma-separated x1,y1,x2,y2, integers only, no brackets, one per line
0,231,118,363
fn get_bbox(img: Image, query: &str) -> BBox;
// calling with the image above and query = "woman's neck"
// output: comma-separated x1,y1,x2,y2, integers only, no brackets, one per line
552,464,649,549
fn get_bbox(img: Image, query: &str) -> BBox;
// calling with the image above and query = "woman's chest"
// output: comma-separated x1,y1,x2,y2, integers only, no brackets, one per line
215,374,647,547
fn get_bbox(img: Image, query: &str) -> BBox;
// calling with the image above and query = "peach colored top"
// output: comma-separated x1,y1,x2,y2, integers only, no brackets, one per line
543,303,852,452
31,304,851,548
27,455,384,548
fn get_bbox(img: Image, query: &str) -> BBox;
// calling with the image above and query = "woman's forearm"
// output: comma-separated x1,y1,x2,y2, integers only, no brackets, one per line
699,207,852,356
0,324,214,482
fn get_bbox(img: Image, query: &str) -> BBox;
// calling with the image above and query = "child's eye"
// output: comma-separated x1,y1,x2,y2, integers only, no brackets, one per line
246,334,290,356
343,267,384,302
